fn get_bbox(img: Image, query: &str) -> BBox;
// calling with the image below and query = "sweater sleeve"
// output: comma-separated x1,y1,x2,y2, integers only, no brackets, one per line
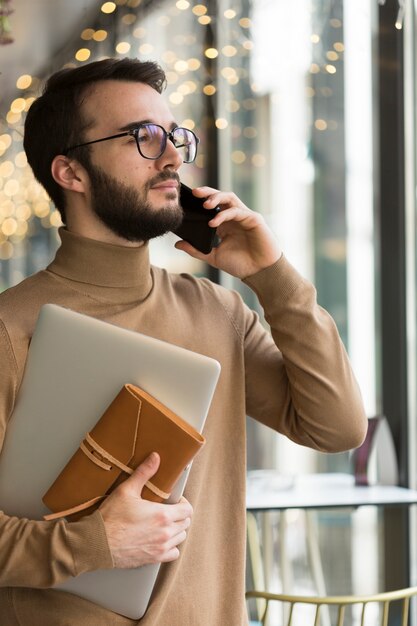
0,320,114,588
242,255,367,452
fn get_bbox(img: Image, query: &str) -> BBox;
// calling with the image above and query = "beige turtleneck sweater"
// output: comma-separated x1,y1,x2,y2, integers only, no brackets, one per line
0,229,366,625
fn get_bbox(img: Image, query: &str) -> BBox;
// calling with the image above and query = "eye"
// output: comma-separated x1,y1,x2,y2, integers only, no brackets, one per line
137,126,156,144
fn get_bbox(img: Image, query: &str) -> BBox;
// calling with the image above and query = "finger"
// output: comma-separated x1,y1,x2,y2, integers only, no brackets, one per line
158,527,189,562
174,515,192,532
166,529,188,551
195,188,248,211
159,547,180,563
169,499,193,522
208,206,253,228
190,185,219,199
174,239,216,262
122,452,160,495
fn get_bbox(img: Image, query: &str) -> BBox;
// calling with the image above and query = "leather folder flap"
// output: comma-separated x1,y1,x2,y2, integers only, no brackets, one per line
91,386,141,464
42,387,140,513
129,388,205,501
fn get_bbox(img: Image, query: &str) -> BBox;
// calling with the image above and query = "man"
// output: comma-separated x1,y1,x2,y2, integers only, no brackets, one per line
0,58,367,625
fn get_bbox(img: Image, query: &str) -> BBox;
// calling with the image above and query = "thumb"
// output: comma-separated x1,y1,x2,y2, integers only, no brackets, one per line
124,452,160,495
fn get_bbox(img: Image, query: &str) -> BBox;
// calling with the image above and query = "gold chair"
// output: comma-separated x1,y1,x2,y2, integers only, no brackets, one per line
246,587,417,626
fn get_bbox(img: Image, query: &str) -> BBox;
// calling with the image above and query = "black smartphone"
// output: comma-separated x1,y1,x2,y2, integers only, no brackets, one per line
174,183,220,254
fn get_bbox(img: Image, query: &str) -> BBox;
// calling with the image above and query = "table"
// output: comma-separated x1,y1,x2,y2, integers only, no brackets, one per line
245,472,417,626
246,471,417,512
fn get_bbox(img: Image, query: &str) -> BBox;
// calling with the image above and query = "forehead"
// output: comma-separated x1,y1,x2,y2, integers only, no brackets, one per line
81,80,174,132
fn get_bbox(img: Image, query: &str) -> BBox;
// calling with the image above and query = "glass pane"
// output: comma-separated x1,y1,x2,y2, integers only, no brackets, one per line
216,0,379,474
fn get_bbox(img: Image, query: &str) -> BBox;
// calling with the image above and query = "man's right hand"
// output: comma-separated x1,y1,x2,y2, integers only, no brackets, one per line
99,452,193,569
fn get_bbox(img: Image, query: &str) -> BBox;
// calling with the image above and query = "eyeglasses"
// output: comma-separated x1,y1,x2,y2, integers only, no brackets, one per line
63,123,199,163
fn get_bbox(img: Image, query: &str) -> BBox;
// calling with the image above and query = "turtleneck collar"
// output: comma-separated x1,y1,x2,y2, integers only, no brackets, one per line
47,228,153,299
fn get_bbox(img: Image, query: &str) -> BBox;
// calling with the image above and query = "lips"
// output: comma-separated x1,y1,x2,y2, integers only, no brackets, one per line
151,180,178,191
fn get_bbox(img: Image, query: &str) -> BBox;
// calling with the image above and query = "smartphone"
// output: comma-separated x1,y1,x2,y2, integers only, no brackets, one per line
174,183,220,254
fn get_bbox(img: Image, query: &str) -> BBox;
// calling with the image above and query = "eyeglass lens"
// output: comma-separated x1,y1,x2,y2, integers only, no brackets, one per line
137,124,197,163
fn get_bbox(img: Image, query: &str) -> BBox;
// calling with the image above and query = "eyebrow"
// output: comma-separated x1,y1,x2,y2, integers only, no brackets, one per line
118,120,179,132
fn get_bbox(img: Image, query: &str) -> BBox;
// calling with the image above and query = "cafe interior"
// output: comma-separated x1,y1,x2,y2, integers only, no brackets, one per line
1,0,417,623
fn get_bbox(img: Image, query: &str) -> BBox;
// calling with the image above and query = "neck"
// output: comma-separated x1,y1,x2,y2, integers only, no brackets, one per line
48,228,153,299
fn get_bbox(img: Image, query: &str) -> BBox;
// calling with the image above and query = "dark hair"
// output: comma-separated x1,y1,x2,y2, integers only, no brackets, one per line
23,58,167,222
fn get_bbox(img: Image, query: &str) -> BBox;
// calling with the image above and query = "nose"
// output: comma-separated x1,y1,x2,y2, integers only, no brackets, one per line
156,135,183,171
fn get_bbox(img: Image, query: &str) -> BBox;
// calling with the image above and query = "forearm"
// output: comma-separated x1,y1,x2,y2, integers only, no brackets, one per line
243,255,367,452
0,509,113,588
0,321,112,588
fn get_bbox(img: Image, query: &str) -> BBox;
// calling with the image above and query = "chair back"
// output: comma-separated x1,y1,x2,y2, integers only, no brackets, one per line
246,587,417,626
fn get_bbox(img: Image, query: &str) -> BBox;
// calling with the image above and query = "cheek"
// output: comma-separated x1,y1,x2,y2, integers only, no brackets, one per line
119,164,153,189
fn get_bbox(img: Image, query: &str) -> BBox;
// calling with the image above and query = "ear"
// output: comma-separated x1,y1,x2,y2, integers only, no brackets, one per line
51,155,88,193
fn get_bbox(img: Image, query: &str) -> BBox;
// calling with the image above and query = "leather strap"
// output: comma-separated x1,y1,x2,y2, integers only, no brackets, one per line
82,432,135,475
82,432,170,499
43,496,106,521
43,433,170,520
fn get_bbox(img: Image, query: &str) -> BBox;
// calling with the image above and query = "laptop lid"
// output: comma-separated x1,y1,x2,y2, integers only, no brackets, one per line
0,304,220,618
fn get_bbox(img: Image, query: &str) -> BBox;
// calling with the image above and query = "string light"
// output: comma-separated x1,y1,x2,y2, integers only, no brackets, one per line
16,74,32,89
239,18,250,28
10,98,26,113
204,48,218,59
192,5,207,16
93,30,108,41
0,134,12,151
75,48,91,61
326,51,339,61
188,58,201,71
101,2,116,14
215,118,228,129
122,14,136,25
232,150,246,164
81,28,95,40
115,41,130,53
252,154,266,167
174,59,188,73
203,85,216,96
0,3,285,264
222,45,237,57
6,111,20,124
198,16,211,25
395,0,405,29
315,119,328,131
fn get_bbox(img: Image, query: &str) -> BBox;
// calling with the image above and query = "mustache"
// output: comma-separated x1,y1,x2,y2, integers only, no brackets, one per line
146,171,180,190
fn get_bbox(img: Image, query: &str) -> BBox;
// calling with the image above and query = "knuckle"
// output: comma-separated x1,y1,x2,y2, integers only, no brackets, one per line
159,528,172,544
155,543,168,558
160,541,171,555
156,510,170,526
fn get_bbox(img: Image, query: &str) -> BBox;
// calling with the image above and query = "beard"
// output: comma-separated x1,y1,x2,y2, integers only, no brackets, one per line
86,164,183,242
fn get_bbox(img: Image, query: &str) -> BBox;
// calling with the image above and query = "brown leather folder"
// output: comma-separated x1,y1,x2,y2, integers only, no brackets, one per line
42,384,206,521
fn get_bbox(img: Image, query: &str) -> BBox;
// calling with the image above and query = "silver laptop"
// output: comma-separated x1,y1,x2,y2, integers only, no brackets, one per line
0,304,220,619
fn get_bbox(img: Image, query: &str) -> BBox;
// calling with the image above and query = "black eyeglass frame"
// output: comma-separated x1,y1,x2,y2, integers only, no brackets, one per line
63,123,200,163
